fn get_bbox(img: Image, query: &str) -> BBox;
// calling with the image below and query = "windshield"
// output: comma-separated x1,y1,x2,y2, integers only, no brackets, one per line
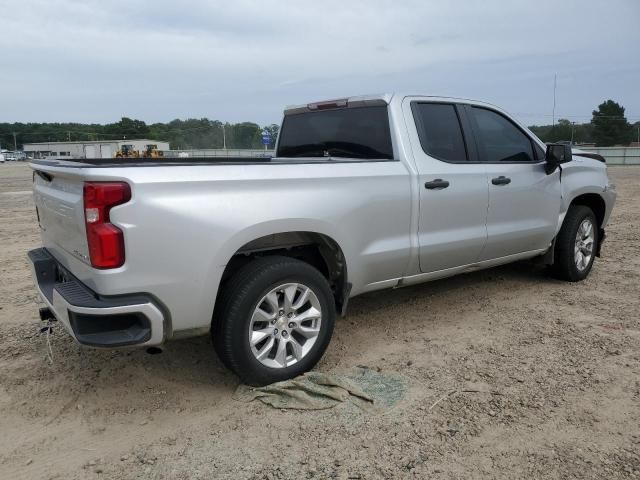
276,105,393,159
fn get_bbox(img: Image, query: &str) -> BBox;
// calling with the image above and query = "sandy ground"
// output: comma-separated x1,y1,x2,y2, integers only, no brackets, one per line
0,162,638,480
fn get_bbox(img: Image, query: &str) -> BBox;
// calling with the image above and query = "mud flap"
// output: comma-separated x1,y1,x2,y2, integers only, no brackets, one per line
338,282,352,317
541,238,556,265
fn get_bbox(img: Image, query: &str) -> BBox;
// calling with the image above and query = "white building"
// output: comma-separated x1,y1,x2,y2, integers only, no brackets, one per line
23,139,170,159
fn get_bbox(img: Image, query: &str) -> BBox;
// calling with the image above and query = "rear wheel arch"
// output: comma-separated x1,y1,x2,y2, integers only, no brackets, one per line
218,231,349,314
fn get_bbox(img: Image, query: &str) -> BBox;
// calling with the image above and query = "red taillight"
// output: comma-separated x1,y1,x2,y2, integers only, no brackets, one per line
83,182,131,269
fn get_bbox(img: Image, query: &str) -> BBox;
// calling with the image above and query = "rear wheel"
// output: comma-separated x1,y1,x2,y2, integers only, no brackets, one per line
212,256,335,386
551,205,598,282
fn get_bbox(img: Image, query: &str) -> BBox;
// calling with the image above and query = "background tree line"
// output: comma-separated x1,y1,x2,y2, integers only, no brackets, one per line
529,100,637,146
1,99,636,151
0,118,280,150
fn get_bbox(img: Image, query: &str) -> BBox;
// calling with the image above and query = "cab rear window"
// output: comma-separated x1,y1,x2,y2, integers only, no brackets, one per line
411,103,468,162
277,106,393,159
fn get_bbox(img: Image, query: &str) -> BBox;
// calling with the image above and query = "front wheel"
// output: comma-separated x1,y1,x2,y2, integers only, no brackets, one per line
551,205,598,282
212,256,336,386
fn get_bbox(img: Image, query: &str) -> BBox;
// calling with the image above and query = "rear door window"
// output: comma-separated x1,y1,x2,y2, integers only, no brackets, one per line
411,103,468,162
277,106,393,159
471,107,535,163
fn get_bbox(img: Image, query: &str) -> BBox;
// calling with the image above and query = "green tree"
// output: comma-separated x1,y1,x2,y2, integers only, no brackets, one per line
591,100,632,147
551,118,573,143
530,122,594,145
1,117,278,150
227,122,262,149
104,117,150,140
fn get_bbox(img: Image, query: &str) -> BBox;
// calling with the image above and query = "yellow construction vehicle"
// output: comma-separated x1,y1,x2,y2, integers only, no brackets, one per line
114,144,140,158
143,144,164,158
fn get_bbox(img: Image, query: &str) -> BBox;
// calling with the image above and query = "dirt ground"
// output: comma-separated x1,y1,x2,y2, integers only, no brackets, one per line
0,162,638,480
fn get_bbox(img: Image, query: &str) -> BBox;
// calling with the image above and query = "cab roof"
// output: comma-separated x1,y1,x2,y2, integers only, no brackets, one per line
283,93,504,115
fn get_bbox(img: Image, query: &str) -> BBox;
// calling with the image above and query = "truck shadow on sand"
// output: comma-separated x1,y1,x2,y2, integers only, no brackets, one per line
346,260,552,318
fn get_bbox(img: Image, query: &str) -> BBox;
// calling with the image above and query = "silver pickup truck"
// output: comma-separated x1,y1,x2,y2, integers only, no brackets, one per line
28,94,616,385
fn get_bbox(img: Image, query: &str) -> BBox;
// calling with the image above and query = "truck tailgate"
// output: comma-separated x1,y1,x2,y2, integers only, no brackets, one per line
32,168,90,267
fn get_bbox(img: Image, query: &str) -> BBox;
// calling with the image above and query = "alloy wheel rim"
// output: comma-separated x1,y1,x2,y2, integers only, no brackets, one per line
249,283,322,369
574,218,595,272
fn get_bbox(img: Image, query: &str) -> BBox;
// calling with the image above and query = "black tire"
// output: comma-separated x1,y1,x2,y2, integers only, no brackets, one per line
212,256,336,386
551,205,598,282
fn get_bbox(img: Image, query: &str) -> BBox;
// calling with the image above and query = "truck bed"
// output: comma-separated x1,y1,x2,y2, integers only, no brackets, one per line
30,156,396,169
31,157,274,168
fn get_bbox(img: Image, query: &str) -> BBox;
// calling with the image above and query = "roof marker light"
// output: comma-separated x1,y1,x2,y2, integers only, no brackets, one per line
307,99,349,111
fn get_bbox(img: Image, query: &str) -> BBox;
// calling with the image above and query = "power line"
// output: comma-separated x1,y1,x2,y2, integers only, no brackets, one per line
513,113,640,120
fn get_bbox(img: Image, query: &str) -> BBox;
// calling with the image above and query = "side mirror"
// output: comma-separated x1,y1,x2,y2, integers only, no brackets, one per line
545,143,572,174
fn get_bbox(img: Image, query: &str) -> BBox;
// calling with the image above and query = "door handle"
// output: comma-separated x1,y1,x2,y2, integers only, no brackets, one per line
491,176,511,186
425,179,450,190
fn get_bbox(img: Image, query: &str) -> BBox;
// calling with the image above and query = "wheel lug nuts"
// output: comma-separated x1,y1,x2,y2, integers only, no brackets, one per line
273,329,278,335
278,310,284,316
288,322,295,329
287,312,294,318
282,331,288,337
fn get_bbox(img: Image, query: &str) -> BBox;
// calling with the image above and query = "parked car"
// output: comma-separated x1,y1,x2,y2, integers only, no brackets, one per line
0,152,4,163
28,94,616,385
4,151,26,161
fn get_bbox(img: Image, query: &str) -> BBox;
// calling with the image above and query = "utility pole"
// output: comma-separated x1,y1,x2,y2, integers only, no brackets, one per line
222,124,227,150
12,132,17,151
570,122,576,145
552,74,557,128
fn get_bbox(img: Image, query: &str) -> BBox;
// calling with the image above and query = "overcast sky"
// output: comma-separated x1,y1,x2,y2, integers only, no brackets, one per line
1,0,638,126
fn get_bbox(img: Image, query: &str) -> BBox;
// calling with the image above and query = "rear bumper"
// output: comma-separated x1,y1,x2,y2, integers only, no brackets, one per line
28,248,165,348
